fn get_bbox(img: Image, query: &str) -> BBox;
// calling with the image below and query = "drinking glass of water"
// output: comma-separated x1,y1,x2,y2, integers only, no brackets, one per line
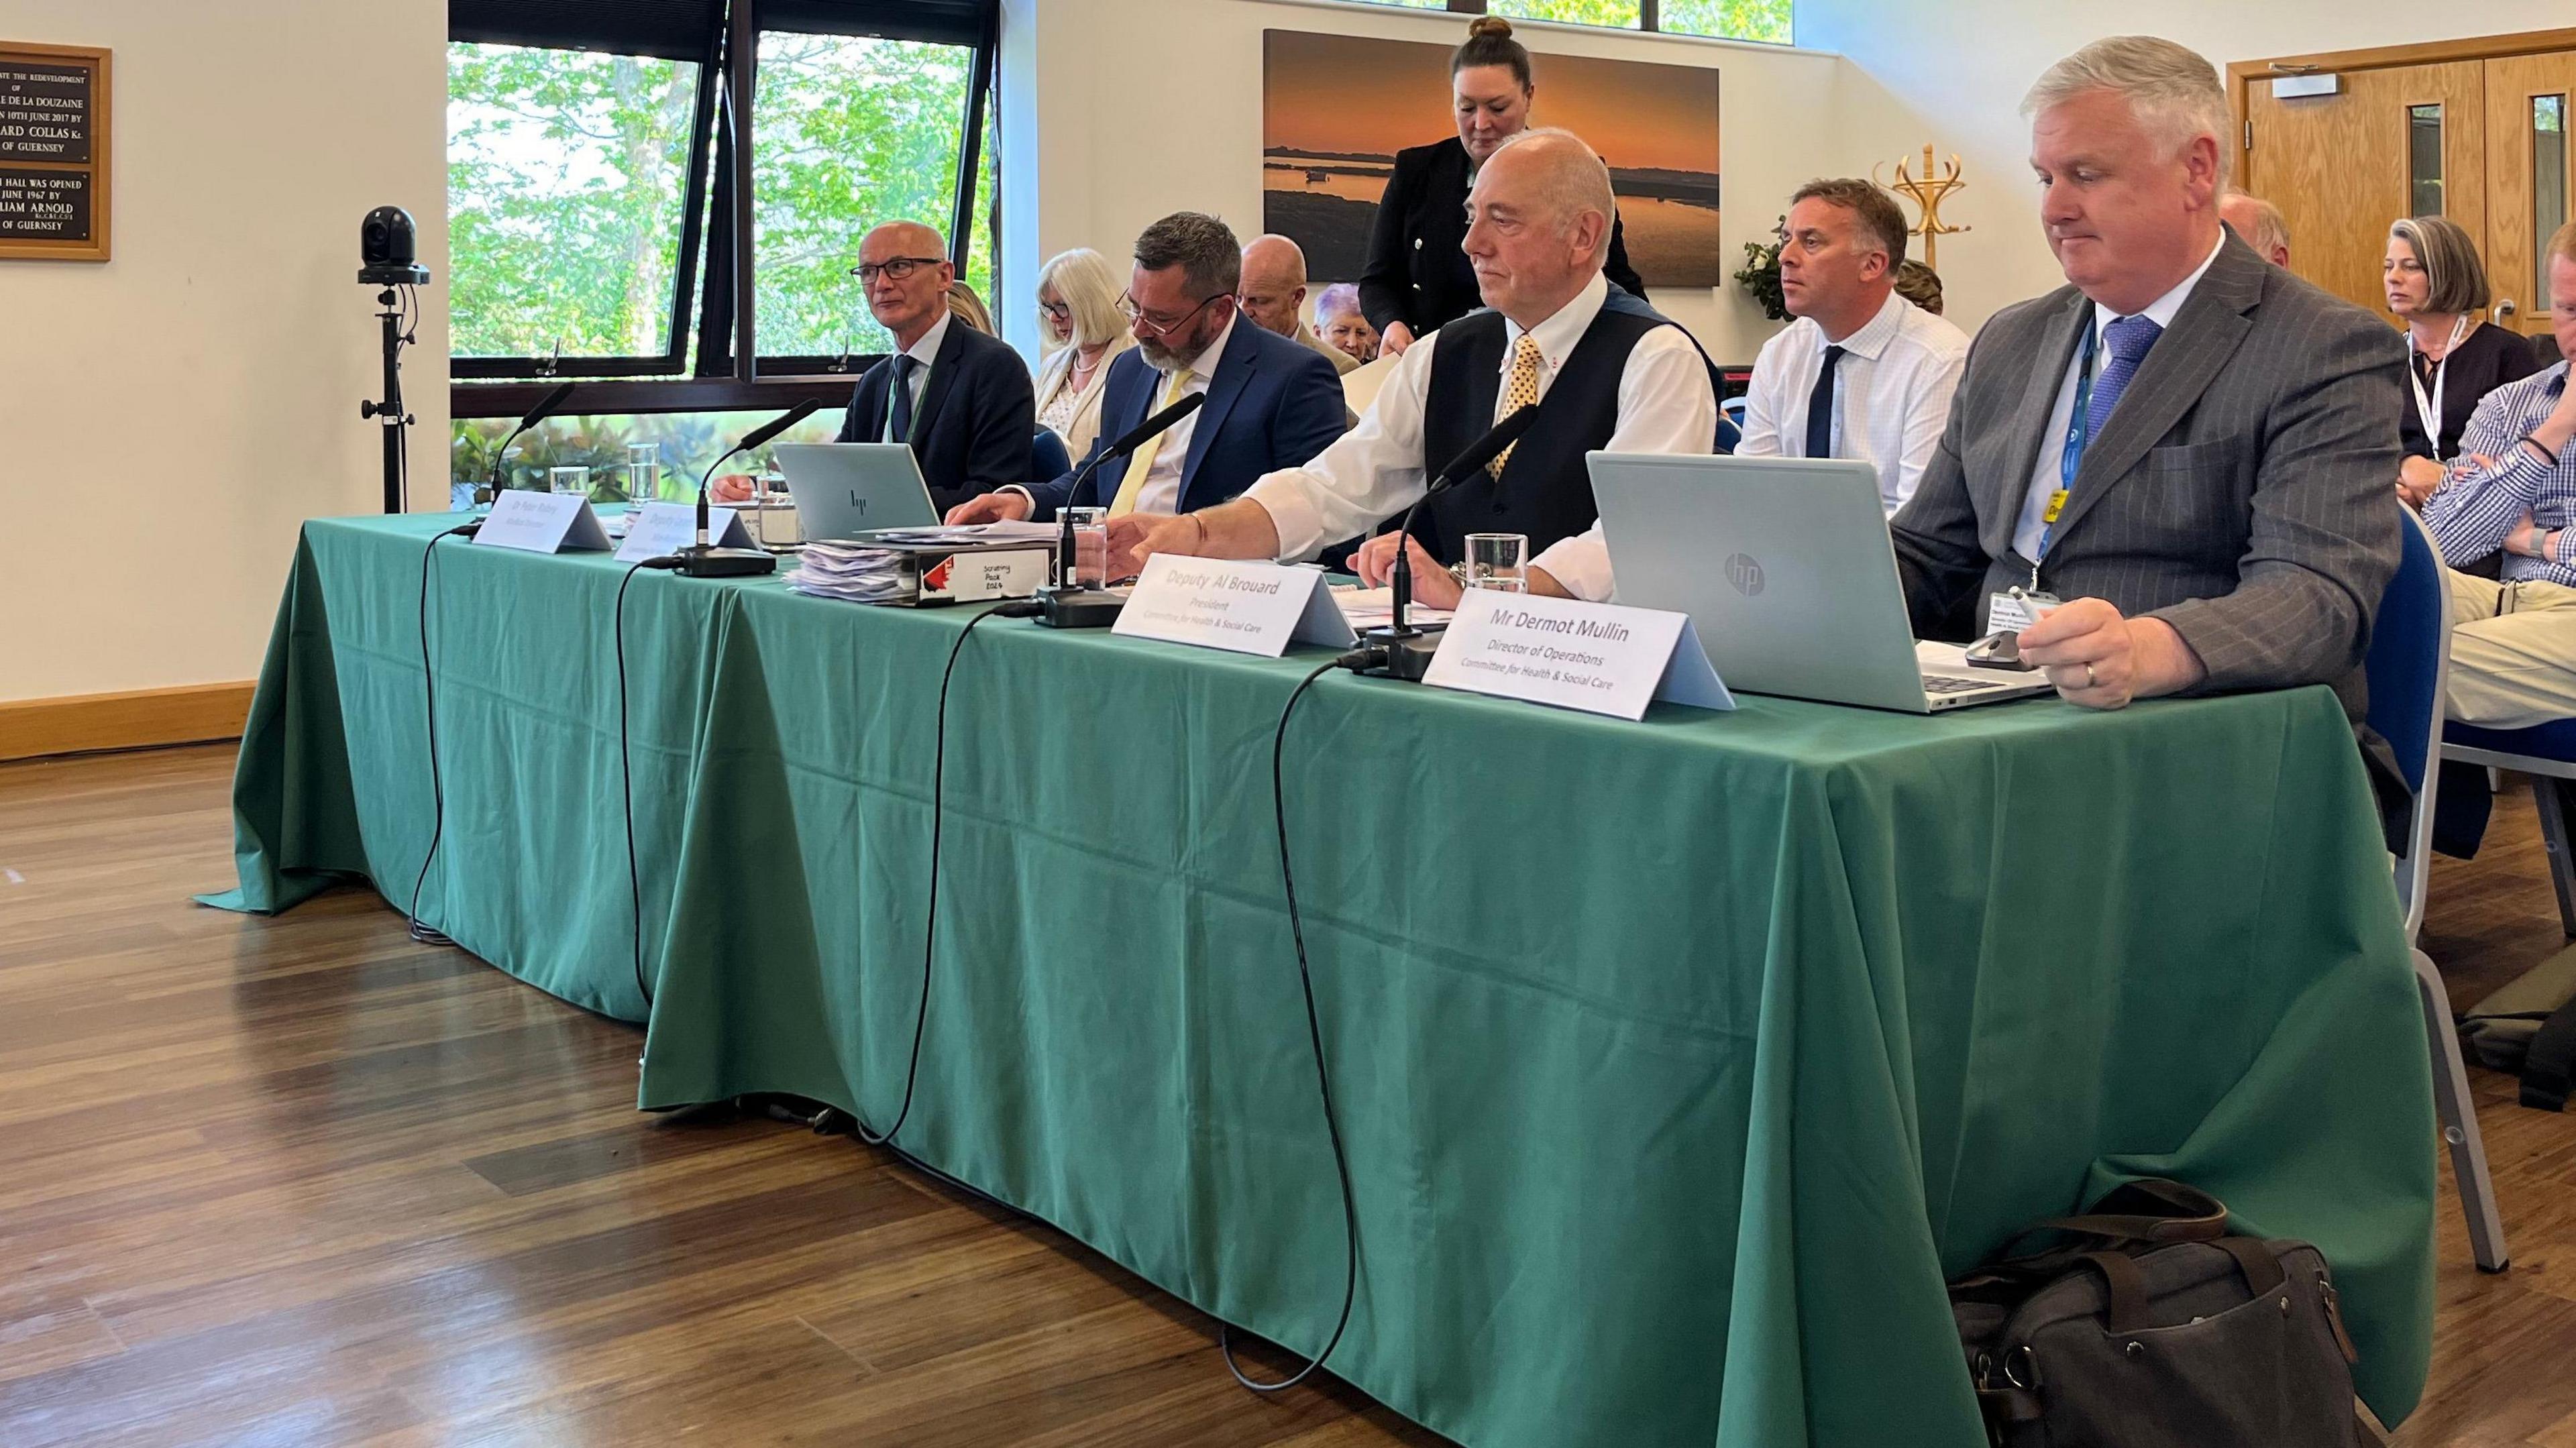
1062,507,1111,589
626,443,661,502
549,465,590,500
1462,533,1528,593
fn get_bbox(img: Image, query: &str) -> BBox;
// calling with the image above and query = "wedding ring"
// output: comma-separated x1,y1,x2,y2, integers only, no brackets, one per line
2084,661,2098,689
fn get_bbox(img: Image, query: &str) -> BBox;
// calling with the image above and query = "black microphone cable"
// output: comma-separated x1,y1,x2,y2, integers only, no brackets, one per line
854,600,1012,1148
405,522,478,946
614,559,656,1012
1218,648,1376,1392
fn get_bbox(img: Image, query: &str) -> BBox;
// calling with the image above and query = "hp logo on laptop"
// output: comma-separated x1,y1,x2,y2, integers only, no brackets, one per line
1725,553,1765,597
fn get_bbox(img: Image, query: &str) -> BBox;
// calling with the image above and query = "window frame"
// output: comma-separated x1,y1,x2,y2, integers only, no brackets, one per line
446,26,722,381
1338,0,1794,42
448,0,1001,414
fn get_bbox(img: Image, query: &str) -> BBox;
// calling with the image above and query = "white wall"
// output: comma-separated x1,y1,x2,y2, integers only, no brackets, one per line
11,0,2562,706
999,0,1858,368
0,0,447,704
1801,0,2576,331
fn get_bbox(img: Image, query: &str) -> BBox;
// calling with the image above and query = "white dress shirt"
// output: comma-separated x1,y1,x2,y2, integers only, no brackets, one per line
1128,313,1234,516
883,311,953,443
1243,271,1715,600
2009,234,2226,563
1005,315,1233,514
1737,290,1966,514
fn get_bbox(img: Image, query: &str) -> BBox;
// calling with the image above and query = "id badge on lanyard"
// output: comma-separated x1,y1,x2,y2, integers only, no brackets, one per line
1987,325,2092,636
2409,314,2467,458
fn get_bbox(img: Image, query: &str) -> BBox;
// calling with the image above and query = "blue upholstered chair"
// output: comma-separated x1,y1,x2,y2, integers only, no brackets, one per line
1030,427,1072,484
2377,506,2508,1271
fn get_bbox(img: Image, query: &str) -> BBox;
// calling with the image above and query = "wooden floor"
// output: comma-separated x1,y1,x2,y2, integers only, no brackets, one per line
3,744,2575,1446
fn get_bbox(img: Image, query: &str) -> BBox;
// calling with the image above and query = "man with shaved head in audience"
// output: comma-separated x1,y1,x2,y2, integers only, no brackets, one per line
1239,234,1359,377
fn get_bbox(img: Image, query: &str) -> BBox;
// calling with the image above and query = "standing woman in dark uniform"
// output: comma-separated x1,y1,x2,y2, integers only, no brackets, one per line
1358,17,1646,357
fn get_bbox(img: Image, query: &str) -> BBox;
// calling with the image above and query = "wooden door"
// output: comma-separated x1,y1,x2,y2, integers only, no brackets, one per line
2483,52,2576,337
2245,60,2487,325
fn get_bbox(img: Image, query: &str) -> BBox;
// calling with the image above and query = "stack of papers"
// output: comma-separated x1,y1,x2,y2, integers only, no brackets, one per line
1330,585,1454,629
787,541,911,604
865,520,1062,545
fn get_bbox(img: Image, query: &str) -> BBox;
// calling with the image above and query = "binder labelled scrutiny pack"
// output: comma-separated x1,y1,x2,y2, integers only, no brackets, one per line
787,537,1051,606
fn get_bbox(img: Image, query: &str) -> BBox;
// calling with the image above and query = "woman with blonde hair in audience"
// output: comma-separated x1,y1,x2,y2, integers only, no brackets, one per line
2389,215,2536,520
1029,247,1134,457
945,280,998,337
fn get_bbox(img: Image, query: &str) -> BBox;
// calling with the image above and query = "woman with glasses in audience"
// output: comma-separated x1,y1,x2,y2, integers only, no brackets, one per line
1313,283,1380,365
1030,248,1134,458
2389,217,2537,541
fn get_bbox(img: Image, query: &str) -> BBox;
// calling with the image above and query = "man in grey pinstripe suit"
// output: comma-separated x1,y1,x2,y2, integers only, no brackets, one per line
1892,37,2404,728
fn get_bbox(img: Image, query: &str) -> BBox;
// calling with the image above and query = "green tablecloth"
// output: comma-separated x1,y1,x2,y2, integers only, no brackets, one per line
212,513,2437,1448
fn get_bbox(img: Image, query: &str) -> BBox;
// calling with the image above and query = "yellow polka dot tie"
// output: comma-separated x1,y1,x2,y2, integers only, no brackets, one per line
1491,333,1543,478
1108,368,1193,517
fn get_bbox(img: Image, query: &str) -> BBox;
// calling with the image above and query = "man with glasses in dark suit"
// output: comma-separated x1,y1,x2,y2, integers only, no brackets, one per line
946,213,1346,529
820,220,1033,515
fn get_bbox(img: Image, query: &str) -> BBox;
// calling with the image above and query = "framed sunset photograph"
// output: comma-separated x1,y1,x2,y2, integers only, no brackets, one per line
1261,28,1721,288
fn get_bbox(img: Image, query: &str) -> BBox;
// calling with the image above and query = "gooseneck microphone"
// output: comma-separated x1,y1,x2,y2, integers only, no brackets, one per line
478,382,577,506
1028,392,1209,629
650,399,824,577
1360,403,1540,679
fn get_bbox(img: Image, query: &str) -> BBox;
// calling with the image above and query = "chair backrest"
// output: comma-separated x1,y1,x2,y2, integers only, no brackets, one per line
1030,427,1071,482
2365,506,2451,939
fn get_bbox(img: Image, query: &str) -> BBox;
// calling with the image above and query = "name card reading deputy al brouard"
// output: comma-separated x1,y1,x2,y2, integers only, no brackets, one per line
614,501,753,563
472,491,612,555
1422,589,1733,720
1113,555,1356,657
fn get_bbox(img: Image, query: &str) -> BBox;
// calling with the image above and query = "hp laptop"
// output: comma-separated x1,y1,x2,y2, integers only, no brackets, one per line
773,442,942,539
1589,453,2053,714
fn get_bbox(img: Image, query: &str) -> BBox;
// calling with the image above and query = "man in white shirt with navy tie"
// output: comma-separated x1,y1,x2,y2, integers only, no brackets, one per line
1741,178,1967,515
1457,177,1964,604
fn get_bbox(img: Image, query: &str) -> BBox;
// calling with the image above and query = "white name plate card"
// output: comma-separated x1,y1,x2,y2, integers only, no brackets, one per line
472,492,612,555
614,501,755,563
1113,555,1354,657
1423,589,1733,720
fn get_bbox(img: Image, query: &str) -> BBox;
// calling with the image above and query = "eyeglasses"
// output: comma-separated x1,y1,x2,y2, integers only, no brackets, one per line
1118,290,1222,339
1038,298,1073,321
850,256,946,286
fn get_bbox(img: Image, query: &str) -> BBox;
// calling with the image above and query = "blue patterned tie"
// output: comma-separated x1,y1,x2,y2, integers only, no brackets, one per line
2084,315,2163,441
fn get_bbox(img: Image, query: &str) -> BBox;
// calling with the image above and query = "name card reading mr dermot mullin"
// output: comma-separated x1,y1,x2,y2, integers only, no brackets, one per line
0,41,109,262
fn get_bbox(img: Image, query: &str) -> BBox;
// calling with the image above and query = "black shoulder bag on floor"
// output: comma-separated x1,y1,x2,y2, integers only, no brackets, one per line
1949,1178,2369,1447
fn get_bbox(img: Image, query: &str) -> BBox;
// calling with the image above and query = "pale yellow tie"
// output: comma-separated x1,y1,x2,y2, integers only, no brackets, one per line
1491,334,1544,478
1108,368,1193,517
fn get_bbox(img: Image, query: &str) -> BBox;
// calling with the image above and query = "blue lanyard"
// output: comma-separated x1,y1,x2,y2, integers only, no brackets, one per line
2036,322,2100,573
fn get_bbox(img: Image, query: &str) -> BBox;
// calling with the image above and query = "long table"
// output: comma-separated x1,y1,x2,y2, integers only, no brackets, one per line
209,514,2438,1448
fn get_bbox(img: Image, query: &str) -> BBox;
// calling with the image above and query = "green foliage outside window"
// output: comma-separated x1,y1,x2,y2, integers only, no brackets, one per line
450,410,847,507
447,36,997,367
448,44,698,359
1490,0,1644,24
753,32,996,360
1662,0,1792,44
1355,0,1790,44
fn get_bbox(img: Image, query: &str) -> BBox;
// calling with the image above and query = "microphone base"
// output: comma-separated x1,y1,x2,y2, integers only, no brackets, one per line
1032,586,1127,629
669,545,777,579
1357,624,1442,681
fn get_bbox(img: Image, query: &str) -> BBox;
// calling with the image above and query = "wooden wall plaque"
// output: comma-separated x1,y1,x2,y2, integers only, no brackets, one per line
0,42,109,262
